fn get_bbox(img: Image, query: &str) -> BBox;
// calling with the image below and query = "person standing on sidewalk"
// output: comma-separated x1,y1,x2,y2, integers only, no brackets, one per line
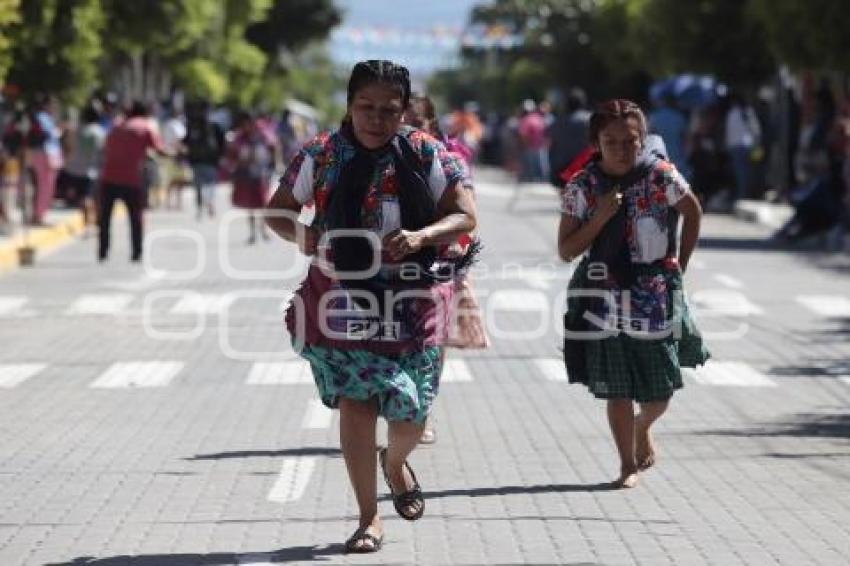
25,94,63,225
184,100,224,219
404,93,489,445
266,60,477,553
558,99,709,489
98,101,171,262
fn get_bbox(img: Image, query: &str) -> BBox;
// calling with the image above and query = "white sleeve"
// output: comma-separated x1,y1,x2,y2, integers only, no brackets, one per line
427,155,447,203
290,154,315,205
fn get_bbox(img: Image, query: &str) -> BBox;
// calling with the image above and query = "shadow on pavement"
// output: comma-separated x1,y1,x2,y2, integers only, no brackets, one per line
695,412,850,439
421,482,617,499
46,545,342,565
184,447,341,461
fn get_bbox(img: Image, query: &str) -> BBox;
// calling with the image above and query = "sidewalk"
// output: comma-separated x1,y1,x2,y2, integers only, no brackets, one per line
732,199,794,231
0,207,87,273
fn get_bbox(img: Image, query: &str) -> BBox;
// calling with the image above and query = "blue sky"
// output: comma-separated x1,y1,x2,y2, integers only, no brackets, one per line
329,0,486,78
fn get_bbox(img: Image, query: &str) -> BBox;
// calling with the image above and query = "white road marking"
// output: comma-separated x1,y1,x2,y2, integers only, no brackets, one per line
66,294,134,315
170,293,234,315
796,295,850,318
0,297,28,317
489,289,549,312
684,361,776,387
840,376,850,387
441,359,474,382
690,290,764,316
246,361,312,384
526,277,550,290
103,272,164,292
301,399,333,429
713,274,744,289
90,361,184,388
688,259,707,270
534,358,567,381
267,457,316,503
0,364,47,388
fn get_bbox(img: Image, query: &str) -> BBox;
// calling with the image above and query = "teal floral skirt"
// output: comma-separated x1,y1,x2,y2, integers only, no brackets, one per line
299,345,442,424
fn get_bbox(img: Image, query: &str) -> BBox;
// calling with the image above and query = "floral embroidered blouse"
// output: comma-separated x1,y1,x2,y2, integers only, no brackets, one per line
280,125,471,238
561,160,689,264
561,160,691,332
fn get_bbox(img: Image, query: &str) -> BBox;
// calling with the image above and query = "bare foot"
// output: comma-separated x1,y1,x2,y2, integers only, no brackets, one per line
613,468,639,489
635,415,657,471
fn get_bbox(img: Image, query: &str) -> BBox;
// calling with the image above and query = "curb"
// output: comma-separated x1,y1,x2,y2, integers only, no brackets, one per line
732,199,794,231
0,211,86,273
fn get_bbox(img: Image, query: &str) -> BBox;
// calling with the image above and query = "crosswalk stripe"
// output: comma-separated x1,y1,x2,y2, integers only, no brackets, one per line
66,294,134,315
840,376,850,387
713,274,744,289
796,295,850,318
441,359,474,382
489,289,549,312
90,361,184,388
534,358,567,381
170,293,233,315
301,399,333,429
684,361,776,387
0,364,47,388
267,457,316,503
690,290,764,316
0,297,28,317
246,361,312,384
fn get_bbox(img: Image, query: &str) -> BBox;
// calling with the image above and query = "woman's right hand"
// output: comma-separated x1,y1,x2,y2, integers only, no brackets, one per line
596,190,623,223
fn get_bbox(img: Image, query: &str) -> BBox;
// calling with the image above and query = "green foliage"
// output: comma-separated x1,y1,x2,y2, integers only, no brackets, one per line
0,0,21,84
173,59,228,103
750,0,850,72
630,0,775,88
246,0,341,59
7,0,105,105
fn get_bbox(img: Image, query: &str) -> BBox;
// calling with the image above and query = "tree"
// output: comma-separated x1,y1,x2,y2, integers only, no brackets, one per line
100,0,221,101
245,0,341,64
6,0,104,105
0,0,20,85
750,0,850,73
630,0,775,90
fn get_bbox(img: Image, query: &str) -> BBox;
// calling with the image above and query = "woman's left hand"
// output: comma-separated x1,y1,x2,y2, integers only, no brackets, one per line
383,229,424,261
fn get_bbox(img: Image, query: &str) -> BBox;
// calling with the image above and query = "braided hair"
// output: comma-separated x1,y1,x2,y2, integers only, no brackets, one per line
346,60,412,111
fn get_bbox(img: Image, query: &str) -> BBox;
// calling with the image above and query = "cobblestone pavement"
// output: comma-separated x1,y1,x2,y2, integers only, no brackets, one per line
1,170,848,565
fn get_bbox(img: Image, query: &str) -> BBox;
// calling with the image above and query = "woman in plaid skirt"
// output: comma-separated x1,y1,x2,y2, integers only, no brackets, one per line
558,99,709,488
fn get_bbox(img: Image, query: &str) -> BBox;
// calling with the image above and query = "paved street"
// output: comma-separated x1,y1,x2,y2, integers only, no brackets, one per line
1,169,849,565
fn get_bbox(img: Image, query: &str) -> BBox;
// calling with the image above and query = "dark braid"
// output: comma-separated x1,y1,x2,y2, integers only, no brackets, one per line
346,60,411,109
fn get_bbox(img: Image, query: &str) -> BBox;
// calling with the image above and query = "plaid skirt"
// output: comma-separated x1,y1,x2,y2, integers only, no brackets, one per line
564,257,710,402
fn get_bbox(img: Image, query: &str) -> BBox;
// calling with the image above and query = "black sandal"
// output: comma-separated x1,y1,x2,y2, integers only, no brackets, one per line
378,447,424,521
344,526,383,554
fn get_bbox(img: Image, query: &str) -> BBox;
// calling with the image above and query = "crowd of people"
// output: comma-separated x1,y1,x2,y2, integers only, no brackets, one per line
0,92,318,256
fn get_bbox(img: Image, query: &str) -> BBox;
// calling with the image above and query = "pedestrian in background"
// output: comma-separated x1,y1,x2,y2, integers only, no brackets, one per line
26,94,63,225
725,92,762,203
227,111,276,244
265,60,477,553
0,108,26,234
98,101,172,262
404,93,488,445
548,88,591,188
184,100,225,219
60,103,105,236
558,99,709,489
